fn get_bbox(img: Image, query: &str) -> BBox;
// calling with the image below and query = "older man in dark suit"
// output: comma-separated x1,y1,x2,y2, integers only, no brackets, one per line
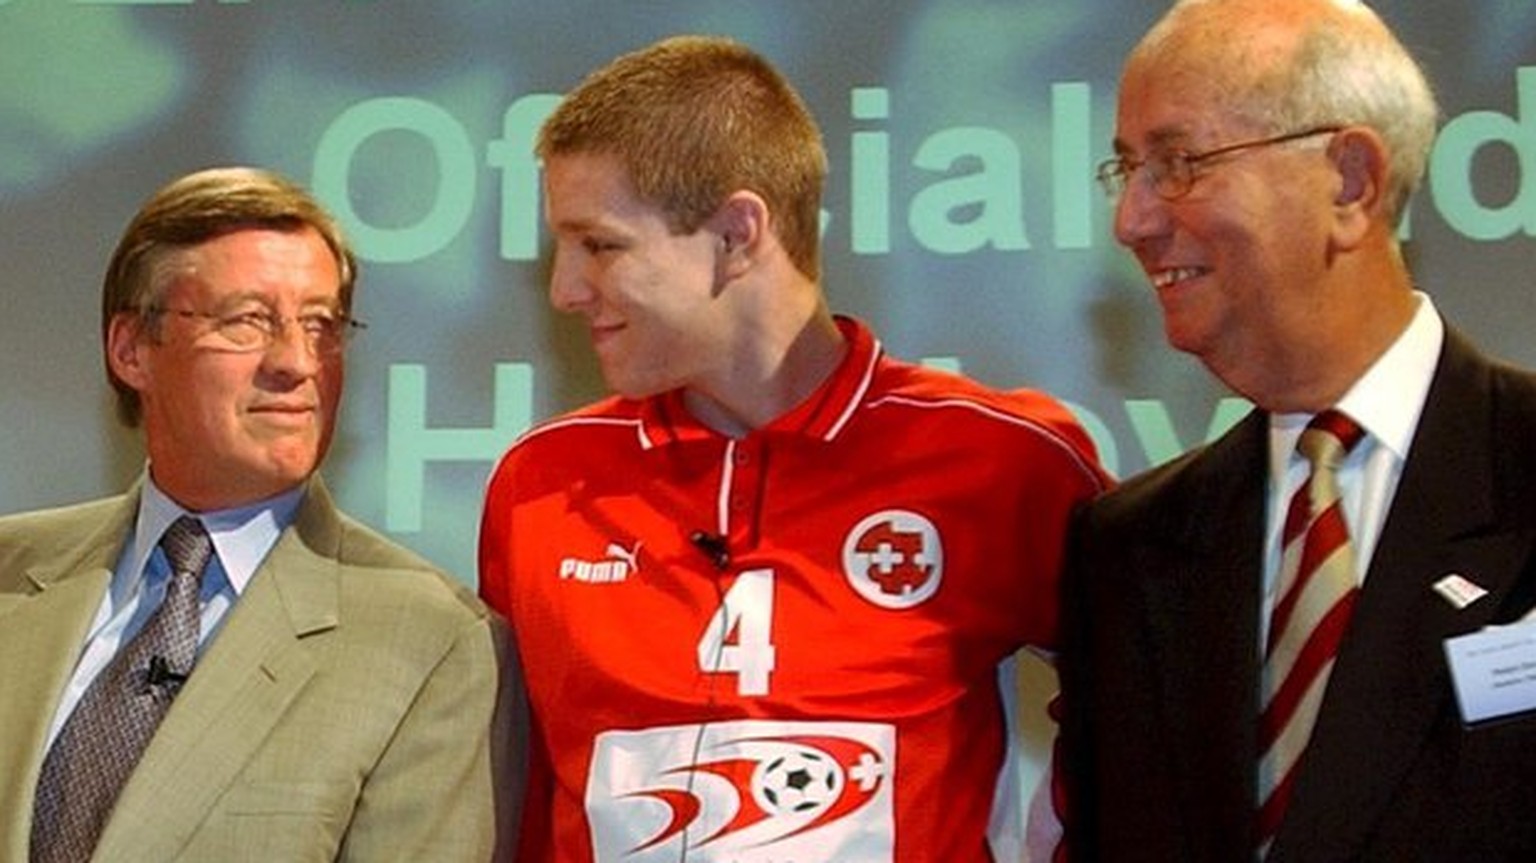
1060,1,1536,860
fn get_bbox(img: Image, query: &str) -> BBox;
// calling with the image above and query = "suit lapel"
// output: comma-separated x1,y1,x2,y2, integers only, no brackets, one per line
1139,409,1270,859
1276,329,1536,859
0,495,135,861
94,481,344,861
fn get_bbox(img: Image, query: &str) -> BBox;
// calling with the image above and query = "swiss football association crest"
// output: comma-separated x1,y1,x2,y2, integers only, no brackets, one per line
841,509,943,609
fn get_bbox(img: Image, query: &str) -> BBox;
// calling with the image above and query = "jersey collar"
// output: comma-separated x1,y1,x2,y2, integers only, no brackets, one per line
638,315,881,447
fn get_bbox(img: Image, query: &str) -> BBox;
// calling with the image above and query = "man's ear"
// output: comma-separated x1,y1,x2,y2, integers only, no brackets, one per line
106,312,151,392
709,190,769,280
1329,126,1389,247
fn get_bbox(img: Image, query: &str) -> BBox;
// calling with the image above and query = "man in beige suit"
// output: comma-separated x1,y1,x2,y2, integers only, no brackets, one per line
0,167,522,861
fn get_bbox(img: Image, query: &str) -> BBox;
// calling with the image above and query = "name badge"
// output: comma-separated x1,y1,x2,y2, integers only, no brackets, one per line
1444,620,1536,724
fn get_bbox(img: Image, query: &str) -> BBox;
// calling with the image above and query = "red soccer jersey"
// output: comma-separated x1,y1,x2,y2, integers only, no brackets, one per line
480,317,1108,862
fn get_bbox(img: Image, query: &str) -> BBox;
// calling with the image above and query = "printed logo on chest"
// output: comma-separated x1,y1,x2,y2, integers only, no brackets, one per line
558,540,642,584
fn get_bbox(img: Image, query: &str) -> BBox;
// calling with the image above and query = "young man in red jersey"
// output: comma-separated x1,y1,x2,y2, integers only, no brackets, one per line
480,35,1109,862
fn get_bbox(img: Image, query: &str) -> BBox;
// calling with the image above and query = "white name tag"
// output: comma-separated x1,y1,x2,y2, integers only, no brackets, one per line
1444,620,1536,724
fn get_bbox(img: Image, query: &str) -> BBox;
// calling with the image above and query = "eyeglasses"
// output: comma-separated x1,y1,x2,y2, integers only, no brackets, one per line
148,305,366,355
1096,126,1343,200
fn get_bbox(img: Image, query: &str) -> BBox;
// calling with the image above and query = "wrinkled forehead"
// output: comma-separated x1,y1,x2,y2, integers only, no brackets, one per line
1115,29,1290,152
1122,6,1297,114
1114,60,1249,154
153,227,344,307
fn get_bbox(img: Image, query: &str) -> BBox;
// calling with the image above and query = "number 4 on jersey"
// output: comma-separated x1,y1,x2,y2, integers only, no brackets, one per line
697,568,777,696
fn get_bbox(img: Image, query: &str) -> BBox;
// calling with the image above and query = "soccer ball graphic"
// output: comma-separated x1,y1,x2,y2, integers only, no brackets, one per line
752,748,843,816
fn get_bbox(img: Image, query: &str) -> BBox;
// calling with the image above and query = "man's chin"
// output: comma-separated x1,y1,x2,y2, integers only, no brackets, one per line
603,371,669,402
252,449,324,491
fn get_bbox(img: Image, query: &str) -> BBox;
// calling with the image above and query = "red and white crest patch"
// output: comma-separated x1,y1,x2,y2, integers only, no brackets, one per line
841,510,943,609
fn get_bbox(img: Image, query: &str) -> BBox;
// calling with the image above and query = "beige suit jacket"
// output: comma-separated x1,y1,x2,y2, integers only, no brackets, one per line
0,477,523,861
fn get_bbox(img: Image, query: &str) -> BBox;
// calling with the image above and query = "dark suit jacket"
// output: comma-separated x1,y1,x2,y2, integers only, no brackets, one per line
1060,327,1536,862
0,477,524,862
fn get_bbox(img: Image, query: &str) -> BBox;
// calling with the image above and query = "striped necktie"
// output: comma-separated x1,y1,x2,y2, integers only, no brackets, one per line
30,515,212,863
1257,410,1365,855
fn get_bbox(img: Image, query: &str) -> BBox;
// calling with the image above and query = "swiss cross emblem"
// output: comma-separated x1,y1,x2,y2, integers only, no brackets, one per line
841,509,944,609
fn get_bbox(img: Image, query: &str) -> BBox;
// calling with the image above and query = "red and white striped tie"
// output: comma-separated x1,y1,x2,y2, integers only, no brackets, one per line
1257,409,1365,855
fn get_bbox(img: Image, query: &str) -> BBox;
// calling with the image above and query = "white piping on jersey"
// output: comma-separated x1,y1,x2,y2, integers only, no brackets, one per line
498,414,653,455
865,393,1110,492
716,439,737,536
483,416,567,497
482,415,653,502
507,414,643,448
822,336,882,442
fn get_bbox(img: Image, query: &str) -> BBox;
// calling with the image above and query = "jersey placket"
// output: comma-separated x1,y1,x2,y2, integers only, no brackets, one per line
720,435,767,555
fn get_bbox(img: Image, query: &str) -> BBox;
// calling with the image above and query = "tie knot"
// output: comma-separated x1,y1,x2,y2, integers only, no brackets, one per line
159,516,213,579
1298,409,1365,469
